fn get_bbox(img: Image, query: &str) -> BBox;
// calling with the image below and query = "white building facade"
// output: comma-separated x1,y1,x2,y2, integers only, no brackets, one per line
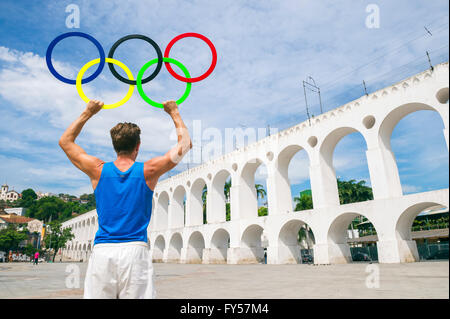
0,184,19,202
61,62,449,265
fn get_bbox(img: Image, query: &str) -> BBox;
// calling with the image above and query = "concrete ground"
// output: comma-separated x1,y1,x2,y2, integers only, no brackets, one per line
0,261,448,299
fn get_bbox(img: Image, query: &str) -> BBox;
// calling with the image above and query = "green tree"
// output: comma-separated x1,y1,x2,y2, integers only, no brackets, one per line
337,179,373,204
294,193,313,211
225,203,231,221
255,184,266,200
298,225,315,249
20,189,37,208
0,224,28,252
258,206,268,216
43,221,74,262
202,185,208,224
224,179,231,201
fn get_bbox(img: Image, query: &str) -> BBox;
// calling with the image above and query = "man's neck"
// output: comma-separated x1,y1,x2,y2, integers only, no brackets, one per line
114,154,136,172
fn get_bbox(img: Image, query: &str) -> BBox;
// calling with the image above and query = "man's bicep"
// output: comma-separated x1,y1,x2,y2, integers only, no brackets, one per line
145,152,176,179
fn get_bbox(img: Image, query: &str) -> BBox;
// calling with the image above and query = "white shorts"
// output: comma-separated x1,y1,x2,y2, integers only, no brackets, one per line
84,241,156,299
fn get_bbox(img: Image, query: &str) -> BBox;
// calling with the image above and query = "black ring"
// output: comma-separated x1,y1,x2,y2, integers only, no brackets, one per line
108,34,163,85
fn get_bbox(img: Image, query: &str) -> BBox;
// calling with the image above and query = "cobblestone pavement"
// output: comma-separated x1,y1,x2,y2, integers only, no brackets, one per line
0,261,448,299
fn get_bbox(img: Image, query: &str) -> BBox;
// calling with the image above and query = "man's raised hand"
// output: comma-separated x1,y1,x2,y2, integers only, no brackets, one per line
163,100,178,115
85,99,104,116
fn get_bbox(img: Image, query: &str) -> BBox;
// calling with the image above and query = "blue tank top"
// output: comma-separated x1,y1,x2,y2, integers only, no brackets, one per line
93,162,153,245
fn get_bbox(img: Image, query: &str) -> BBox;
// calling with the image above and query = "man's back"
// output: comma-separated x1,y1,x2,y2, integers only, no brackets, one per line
59,100,191,299
94,162,153,245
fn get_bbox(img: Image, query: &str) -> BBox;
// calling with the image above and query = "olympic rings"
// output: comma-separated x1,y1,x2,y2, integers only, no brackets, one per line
164,32,217,83
137,57,191,108
76,58,135,109
46,32,216,109
46,32,105,85
108,34,163,85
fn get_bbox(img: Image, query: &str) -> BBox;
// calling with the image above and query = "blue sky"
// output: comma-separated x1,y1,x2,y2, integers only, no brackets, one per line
0,0,448,198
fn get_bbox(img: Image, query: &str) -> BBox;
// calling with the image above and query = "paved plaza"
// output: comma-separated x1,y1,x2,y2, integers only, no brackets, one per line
0,261,448,299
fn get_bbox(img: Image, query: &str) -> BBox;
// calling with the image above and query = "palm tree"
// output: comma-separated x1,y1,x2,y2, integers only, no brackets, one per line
224,179,231,201
293,193,313,211
255,184,266,200
202,185,207,224
298,225,315,249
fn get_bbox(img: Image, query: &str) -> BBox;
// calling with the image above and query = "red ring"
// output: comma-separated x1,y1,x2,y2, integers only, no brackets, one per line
164,32,217,83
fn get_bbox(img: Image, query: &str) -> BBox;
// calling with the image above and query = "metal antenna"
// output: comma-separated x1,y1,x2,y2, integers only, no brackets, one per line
303,76,323,126
363,80,368,96
426,51,434,72
424,26,433,36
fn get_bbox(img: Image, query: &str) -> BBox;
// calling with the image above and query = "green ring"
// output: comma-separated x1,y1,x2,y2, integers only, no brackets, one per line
137,57,192,108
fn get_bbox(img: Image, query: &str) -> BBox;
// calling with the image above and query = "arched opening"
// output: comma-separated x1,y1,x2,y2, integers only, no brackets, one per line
240,224,265,263
210,228,231,263
276,145,312,212
396,202,449,262
278,219,316,264
327,213,379,263
211,170,232,222
240,159,269,219
386,106,449,195
319,127,373,207
167,233,183,263
153,235,165,262
156,191,169,230
186,231,205,263
331,129,373,204
171,185,186,229
188,178,207,226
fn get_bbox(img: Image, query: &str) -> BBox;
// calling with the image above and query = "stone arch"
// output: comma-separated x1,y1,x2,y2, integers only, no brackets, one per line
395,201,448,262
379,102,449,195
167,232,183,263
275,144,312,213
240,224,265,263
188,178,207,226
379,102,447,151
171,185,186,228
186,231,206,263
318,126,371,206
239,158,269,219
153,235,165,262
327,212,379,264
277,219,316,264
209,228,230,263
156,191,169,230
210,169,232,222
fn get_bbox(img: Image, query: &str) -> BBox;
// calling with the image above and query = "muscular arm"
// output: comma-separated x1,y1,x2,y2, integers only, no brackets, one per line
59,100,105,190
144,101,192,190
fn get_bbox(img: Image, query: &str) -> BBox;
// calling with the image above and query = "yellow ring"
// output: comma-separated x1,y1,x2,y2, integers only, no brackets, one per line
76,58,135,109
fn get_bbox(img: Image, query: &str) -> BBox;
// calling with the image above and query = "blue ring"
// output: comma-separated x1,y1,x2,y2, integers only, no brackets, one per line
46,32,105,85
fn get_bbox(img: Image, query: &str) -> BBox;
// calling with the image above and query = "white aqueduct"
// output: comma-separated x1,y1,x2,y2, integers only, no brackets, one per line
62,62,449,265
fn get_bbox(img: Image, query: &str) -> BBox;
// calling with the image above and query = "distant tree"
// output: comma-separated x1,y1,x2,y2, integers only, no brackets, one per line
337,179,373,204
255,184,266,200
202,185,207,224
258,206,268,216
14,189,38,209
298,225,315,249
224,179,231,201
43,221,74,262
0,224,28,252
294,193,313,211
226,203,231,221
